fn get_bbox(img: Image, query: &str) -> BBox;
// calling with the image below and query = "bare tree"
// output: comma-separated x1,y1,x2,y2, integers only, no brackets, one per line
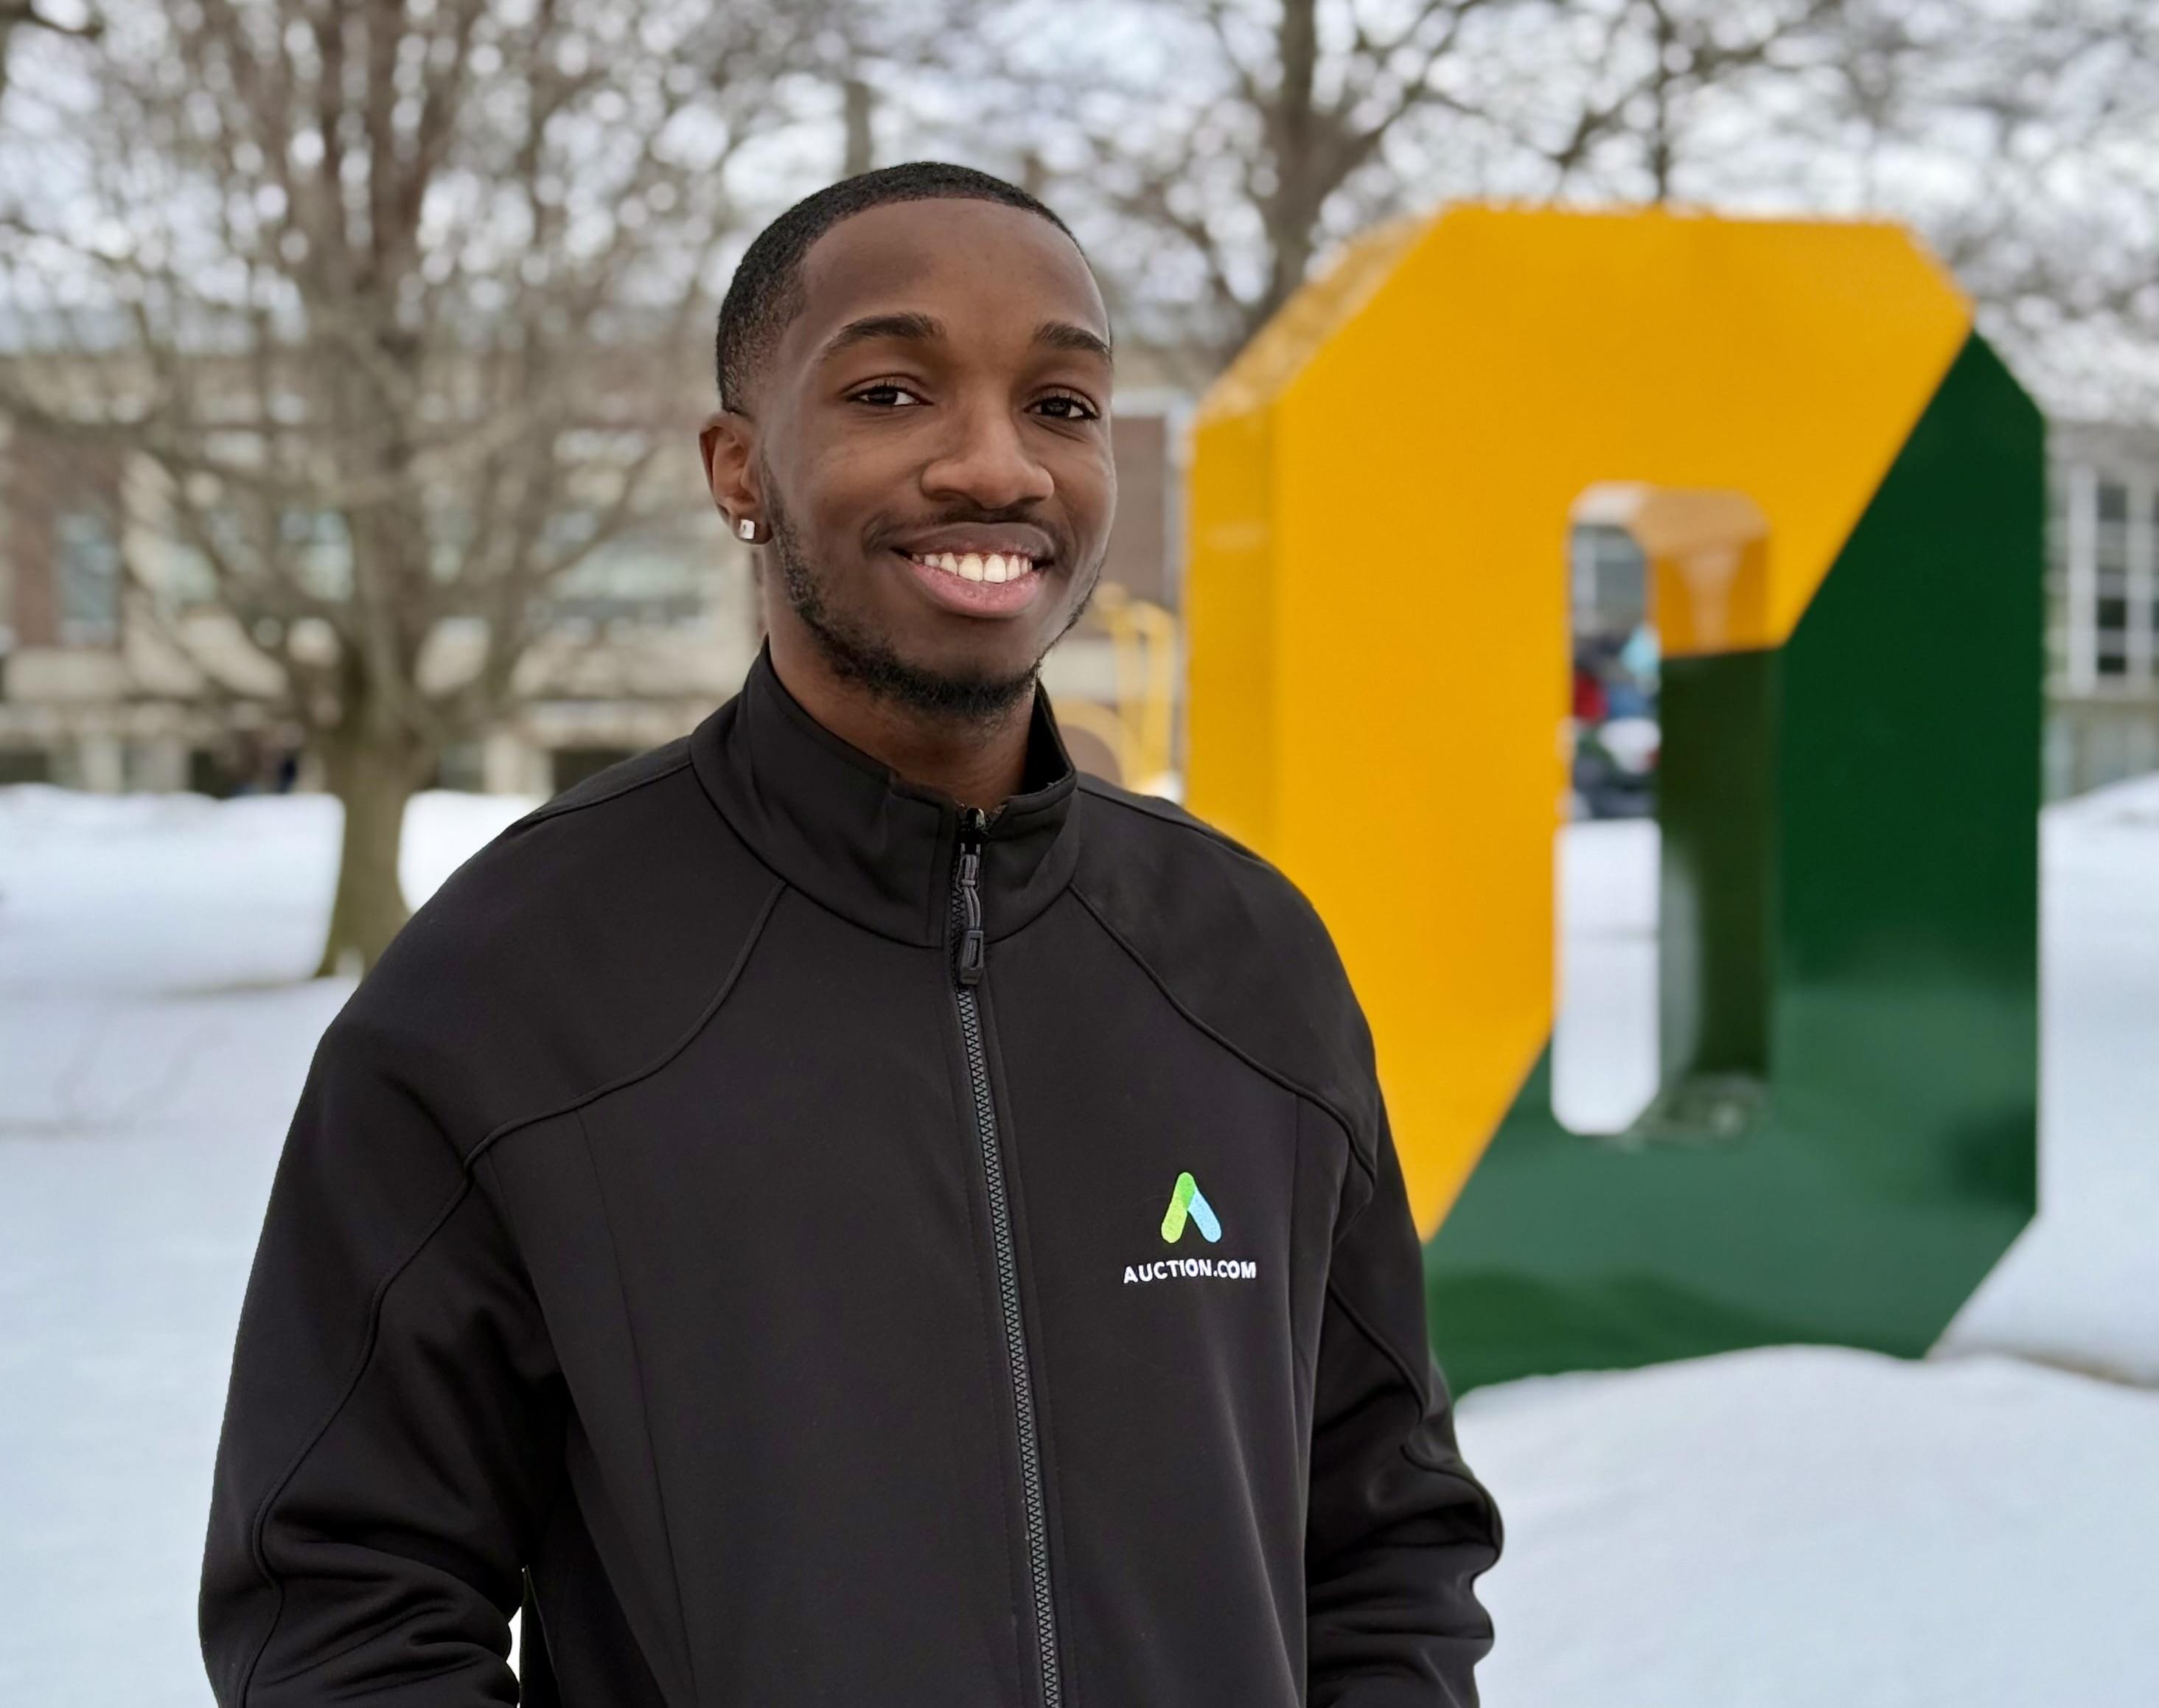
1042,0,2155,414
1525,0,1852,199
1535,0,2159,414
0,0,817,973
1812,0,2159,416
1014,0,1866,372
788,1,1019,186
991,0,1532,369
0,1,100,104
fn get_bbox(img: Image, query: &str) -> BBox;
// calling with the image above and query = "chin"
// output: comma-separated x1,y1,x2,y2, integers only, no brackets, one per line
815,621,1043,722
896,604,1065,683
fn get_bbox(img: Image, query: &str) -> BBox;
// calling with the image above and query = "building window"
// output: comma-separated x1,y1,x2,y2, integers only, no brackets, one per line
282,509,354,599
538,526,711,631
2044,472,2071,681
433,742,487,793
55,509,122,646
2046,445,2159,798
2053,461,2159,694
1569,523,1649,638
551,745,638,795
2146,489,2159,672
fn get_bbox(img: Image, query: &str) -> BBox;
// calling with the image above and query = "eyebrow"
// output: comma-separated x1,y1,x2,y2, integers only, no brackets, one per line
1034,320,1114,363
817,311,1113,365
819,312,945,361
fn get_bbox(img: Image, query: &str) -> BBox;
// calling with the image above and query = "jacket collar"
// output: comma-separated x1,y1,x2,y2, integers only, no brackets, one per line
691,646,1081,948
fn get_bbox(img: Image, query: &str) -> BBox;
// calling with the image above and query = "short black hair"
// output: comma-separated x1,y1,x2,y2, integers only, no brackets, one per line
714,161,1079,412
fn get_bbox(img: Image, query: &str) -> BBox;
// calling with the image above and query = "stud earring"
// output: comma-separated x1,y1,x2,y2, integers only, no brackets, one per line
736,517,760,543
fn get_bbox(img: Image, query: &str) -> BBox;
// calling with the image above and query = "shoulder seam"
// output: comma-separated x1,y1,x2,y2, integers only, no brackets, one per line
1065,882,1377,1188
1075,776,1271,865
464,875,786,1167
238,1172,476,1705
1324,1275,1431,1409
515,750,694,831
237,874,785,1701
1319,1280,1501,1541
571,1104,703,1697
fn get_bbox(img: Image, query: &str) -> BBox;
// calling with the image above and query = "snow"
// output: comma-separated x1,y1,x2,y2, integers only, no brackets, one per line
1,778,2154,1705
1939,773,2159,1386
0,786,534,994
0,983,349,1704
1551,817,1660,1133
1457,1348,2159,1707
0,790,533,1706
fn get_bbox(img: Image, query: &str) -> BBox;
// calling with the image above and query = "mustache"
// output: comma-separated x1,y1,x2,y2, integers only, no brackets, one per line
877,506,1069,557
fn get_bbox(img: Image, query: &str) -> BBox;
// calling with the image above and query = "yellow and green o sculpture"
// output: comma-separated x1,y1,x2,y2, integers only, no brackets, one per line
1187,206,2042,1390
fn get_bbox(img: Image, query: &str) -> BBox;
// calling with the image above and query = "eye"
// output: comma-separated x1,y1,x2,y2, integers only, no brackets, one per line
850,381,925,408
1033,391,1101,422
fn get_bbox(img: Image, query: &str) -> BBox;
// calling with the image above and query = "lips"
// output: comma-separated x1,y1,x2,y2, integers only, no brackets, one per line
893,547,1047,618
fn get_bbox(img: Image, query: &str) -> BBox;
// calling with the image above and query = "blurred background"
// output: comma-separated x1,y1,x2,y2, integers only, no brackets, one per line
1,1,2155,1704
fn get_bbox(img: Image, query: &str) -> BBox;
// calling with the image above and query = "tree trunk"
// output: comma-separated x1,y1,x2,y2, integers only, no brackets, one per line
842,77,876,177
1253,0,1322,339
313,725,432,978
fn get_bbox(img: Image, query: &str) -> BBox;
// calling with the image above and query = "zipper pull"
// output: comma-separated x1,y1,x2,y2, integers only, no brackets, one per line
955,806,987,987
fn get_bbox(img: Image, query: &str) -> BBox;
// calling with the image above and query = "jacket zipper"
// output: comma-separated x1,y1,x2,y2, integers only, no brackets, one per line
952,805,1063,1708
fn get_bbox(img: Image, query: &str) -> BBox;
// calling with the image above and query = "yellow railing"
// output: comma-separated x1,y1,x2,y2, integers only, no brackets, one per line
1056,585,1179,792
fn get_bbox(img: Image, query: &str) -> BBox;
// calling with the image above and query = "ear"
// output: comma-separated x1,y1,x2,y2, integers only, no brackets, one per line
698,408,761,531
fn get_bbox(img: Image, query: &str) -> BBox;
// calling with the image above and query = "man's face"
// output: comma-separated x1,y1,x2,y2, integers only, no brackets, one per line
708,198,1117,715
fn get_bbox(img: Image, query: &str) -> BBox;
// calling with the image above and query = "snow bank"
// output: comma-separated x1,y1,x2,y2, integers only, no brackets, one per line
1938,785,2159,1384
0,787,536,995
2045,767,2159,827
0,983,352,1707
1552,818,1659,1132
0,784,537,1704
1459,1346,2159,1707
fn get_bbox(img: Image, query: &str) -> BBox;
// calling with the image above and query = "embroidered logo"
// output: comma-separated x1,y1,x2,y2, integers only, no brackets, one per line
1125,1172,1256,1286
1159,1171,1222,1244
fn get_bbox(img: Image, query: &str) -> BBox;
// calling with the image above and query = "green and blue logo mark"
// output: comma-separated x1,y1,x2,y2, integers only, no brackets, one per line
1159,1171,1222,1244
1126,1171,1253,1285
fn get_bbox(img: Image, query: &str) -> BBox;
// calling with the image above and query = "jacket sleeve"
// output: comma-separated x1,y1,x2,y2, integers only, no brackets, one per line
1305,1104,1502,1706
200,1014,565,1706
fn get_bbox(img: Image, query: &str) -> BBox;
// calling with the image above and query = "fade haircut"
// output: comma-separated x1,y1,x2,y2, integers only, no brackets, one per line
713,161,1080,413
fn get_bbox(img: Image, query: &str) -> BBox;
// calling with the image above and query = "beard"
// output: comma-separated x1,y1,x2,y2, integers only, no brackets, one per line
764,478,1097,725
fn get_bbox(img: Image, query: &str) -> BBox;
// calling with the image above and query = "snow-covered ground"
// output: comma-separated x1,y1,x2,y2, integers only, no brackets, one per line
0,787,532,996
1941,776,2159,1384
1462,1348,2159,1707
1,779,2155,1705
1550,816,1661,1133
0,789,534,1705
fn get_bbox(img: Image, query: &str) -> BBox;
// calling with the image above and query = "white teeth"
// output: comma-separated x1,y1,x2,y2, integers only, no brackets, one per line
910,549,1034,582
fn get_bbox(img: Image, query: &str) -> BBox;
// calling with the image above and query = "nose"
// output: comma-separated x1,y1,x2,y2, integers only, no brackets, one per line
920,389,1056,512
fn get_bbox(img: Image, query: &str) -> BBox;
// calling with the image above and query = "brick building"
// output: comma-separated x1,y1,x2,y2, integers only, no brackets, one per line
0,396,1187,798
2047,420,2159,798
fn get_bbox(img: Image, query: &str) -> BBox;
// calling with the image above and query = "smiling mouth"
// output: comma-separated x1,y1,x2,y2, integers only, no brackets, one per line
905,549,1039,586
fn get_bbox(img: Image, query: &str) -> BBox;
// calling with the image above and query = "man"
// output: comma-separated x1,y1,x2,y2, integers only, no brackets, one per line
201,161,1500,1707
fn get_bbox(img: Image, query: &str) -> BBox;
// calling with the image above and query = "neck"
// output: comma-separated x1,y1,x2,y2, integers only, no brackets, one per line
766,627,1035,811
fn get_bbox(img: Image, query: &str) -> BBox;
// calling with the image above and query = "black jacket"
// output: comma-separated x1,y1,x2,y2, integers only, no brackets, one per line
201,650,1500,1707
